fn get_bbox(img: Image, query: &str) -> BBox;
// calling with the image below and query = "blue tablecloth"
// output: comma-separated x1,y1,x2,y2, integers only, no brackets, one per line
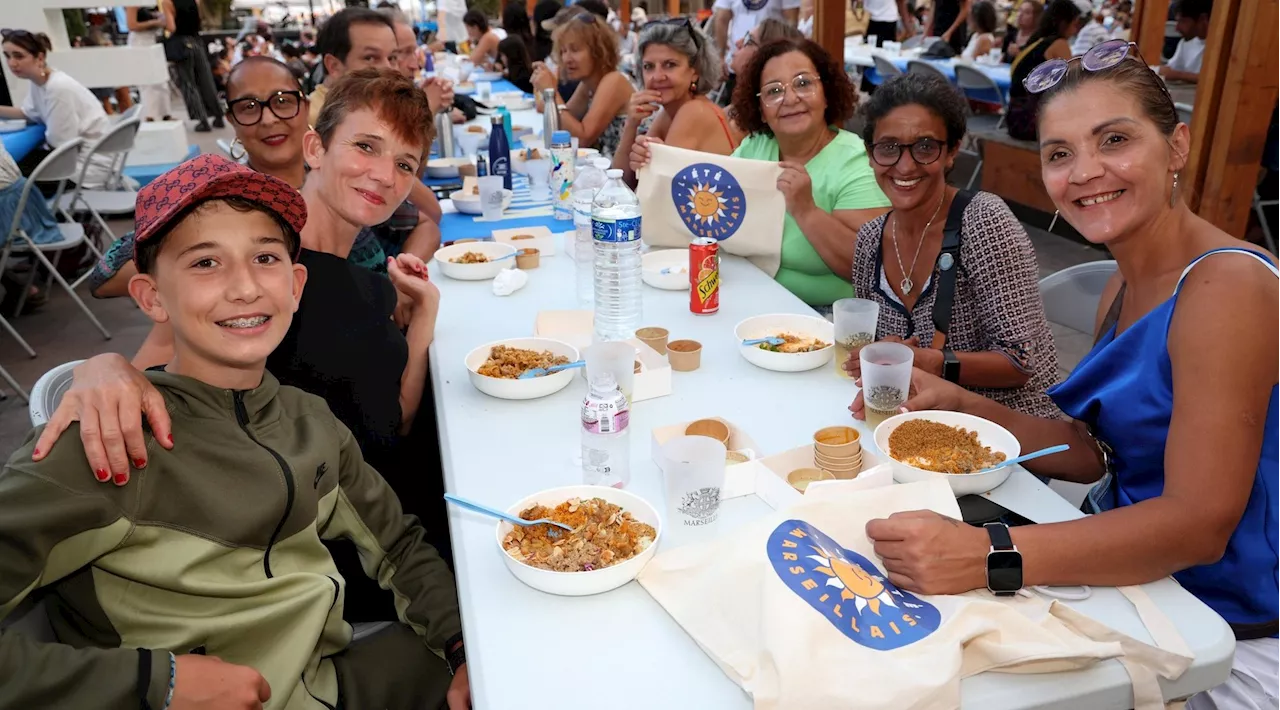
123,145,201,186
437,173,565,242
1,124,47,162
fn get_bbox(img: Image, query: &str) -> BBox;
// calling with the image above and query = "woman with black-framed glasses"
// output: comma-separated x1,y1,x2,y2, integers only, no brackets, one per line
847,73,1061,418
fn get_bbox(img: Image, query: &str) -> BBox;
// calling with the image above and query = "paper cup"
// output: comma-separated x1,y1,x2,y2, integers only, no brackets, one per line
515,248,540,269
725,451,750,465
685,418,730,445
660,436,727,528
667,339,702,371
787,467,835,493
813,426,862,458
636,327,669,355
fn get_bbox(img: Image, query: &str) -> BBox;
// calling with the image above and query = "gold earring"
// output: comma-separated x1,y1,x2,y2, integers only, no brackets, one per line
1170,171,1179,207
228,137,246,161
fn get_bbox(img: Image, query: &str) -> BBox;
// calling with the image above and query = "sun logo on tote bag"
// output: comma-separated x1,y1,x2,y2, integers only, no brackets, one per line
672,163,745,241
767,520,941,650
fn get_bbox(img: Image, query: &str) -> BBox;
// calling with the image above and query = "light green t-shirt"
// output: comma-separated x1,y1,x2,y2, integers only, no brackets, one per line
732,129,890,306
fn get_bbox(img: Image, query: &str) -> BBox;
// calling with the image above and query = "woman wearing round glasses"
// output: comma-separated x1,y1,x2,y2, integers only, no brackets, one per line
721,38,890,308
847,73,1060,418
613,20,737,186
852,42,1277,707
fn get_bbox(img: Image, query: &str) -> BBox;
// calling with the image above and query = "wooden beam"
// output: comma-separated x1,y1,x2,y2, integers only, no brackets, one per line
1189,0,1278,235
813,0,844,64
668,0,680,18
528,0,536,17
619,0,631,36
1131,0,1170,64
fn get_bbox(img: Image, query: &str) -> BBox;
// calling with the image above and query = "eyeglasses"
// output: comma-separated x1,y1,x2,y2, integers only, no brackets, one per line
869,138,944,167
742,34,759,49
653,17,703,51
225,90,304,126
757,73,818,106
1023,39,1175,110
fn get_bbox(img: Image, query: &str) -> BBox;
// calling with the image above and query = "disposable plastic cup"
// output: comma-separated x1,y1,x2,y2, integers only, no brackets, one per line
660,435,727,528
860,342,914,431
833,298,879,378
478,176,504,220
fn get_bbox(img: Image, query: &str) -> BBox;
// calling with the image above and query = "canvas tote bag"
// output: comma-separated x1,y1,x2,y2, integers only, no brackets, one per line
637,480,1193,710
636,143,788,277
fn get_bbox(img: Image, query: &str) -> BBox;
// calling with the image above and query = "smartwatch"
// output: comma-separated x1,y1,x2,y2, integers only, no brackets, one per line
983,522,1023,596
941,348,961,383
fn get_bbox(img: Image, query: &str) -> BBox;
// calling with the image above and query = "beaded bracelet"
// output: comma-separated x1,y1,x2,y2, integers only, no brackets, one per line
162,652,177,710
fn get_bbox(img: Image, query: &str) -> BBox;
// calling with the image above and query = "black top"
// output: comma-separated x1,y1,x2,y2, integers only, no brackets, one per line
267,249,408,469
929,0,968,54
171,0,202,37
507,66,534,94
136,5,158,23
1006,35,1060,140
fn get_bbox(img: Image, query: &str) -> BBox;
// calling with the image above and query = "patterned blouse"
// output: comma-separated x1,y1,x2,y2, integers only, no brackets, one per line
852,191,1062,418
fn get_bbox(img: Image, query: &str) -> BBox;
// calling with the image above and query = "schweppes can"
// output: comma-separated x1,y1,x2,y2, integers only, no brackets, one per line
690,237,719,315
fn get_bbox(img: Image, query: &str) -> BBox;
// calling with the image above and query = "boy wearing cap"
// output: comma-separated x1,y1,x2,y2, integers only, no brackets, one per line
0,155,469,710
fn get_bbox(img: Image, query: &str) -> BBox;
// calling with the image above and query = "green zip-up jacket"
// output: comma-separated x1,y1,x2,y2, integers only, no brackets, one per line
0,371,462,709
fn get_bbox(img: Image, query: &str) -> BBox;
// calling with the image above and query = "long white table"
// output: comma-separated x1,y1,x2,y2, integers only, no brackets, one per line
427,239,1234,709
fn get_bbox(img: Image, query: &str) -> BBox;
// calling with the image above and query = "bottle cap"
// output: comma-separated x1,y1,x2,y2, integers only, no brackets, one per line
552,130,571,144
606,168,623,178
589,371,618,393
490,114,504,124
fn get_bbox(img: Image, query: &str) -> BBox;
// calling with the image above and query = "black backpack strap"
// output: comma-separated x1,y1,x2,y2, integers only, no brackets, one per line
930,189,975,349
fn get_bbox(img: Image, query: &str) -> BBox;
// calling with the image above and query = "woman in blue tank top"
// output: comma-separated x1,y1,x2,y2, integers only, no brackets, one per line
852,46,1278,708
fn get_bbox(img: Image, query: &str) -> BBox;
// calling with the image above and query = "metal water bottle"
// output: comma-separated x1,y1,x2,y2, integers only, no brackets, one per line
488,114,512,190
434,111,455,158
541,88,559,145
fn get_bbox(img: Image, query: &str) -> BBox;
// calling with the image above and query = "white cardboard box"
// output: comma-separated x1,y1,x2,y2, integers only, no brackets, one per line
491,225,557,256
650,417,762,498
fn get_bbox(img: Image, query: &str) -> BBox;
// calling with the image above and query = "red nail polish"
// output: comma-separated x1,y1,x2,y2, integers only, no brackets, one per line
95,469,110,482
166,433,174,445
32,448,41,457
133,458,146,469
113,473,128,486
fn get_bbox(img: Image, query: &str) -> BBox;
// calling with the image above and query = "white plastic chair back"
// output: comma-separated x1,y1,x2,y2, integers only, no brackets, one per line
29,360,84,427
68,117,141,194
954,63,1007,110
907,59,951,84
3,139,83,250
1037,260,1119,335
872,54,903,80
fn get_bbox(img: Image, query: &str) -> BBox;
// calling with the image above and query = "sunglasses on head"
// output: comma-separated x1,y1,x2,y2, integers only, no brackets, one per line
1,29,33,41
1023,39,1175,110
653,17,703,51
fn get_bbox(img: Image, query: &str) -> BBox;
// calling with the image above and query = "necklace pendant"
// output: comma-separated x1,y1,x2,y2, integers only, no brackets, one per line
900,277,914,294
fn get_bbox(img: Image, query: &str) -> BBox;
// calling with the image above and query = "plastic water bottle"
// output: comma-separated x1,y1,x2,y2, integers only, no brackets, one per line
591,168,643,342
488,114,511,190
572,158,609,305
581,372,631,488
549,130,575,221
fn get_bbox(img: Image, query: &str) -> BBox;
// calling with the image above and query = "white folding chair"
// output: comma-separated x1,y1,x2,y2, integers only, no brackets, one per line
954,63,1009,189
29,359,83,427
119,103,142,122
872,53,904,83
0,139,112,340
1038,260,1118,336
57,116,142,245
906,59,951,84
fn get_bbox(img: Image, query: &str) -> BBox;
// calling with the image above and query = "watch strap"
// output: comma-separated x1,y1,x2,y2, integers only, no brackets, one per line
942,348,961,383
984,522,1014,550
444,632,466,675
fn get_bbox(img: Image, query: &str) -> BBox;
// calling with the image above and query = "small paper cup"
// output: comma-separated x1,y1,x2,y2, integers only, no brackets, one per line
685,418,730,445
515,248,540,269
787,467,835,493
636,327,669,355
667,339,702,372
725,451,750,465
813,426,862,458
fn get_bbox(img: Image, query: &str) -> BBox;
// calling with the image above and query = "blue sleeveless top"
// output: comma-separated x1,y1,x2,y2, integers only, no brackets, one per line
1048,248,1278,637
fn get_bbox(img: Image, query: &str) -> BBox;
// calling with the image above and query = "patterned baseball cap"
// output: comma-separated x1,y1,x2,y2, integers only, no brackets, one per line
133,153,307,255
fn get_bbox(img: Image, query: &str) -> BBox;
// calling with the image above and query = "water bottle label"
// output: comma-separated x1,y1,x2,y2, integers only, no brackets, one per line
592,216,641,244
491,157,510,175
582,402,630,434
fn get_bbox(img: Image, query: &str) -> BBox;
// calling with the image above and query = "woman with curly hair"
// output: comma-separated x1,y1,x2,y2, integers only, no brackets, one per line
846,73,1060,418
613,19,736,186
531,11,634,158
683,38,890,308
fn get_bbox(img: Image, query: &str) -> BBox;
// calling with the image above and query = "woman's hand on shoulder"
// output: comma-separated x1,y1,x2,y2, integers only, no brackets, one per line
34,353,173,486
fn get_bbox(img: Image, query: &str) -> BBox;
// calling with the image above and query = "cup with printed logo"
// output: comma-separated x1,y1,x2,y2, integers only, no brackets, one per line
659,435,727,528
478,175,505,220
833,298,879,378
860,342,913,431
